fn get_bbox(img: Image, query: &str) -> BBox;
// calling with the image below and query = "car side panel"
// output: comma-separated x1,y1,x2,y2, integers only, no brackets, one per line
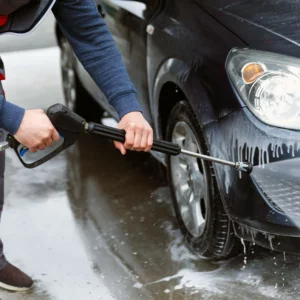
148,0,246,136
75,1,158,121
79,0,159,123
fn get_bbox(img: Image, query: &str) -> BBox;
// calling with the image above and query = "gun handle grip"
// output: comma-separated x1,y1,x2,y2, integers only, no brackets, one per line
88,123,182,156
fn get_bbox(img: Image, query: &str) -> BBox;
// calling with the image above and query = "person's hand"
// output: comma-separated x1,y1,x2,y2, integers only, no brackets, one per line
114,112,153,155
14,109,60,152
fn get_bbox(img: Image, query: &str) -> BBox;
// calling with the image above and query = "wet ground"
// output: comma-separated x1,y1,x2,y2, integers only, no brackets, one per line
0,13,300,300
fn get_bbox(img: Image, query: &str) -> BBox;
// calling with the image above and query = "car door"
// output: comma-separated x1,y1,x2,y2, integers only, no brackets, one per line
99,0,160,124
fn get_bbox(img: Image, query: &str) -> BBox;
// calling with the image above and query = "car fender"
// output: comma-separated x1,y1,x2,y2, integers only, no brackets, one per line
151,58,237,213
151,58,218,141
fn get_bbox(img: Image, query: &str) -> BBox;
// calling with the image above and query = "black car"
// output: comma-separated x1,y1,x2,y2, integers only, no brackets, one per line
56,0,300,258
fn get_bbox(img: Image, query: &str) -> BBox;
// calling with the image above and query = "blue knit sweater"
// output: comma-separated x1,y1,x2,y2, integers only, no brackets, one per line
0,0,142,135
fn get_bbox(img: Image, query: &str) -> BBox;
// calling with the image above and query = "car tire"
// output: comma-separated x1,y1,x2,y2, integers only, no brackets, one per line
167,101,239,259
60,36,103,121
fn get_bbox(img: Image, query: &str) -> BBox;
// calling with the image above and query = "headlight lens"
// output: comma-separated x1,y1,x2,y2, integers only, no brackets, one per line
226,48,300,130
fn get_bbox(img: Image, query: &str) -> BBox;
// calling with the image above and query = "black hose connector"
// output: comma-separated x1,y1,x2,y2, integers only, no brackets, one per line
88,122,181,156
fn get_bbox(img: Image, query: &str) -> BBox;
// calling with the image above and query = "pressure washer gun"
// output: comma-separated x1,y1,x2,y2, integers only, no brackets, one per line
0,104,253,174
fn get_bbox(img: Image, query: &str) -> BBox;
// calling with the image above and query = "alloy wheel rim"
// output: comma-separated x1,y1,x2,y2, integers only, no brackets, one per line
170,121,208,238
61,40,76,111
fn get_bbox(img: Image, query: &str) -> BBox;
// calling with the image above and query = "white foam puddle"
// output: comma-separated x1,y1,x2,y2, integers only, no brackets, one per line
131,221,295,298
164,222,200,262
136,266,277,298
132,260,286,298
145,268,227,293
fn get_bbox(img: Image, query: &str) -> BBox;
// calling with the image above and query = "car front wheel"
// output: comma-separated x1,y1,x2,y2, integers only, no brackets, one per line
167,101,239,259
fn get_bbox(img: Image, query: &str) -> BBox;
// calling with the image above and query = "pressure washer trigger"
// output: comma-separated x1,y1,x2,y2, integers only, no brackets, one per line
19,146,28,157
18,133,65,157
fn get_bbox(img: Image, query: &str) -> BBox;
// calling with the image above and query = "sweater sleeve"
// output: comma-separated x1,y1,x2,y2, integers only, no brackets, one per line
0,95,25,134
52,0,142,119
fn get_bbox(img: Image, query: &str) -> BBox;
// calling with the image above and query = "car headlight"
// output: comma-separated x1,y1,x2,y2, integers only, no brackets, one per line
226,48,300,130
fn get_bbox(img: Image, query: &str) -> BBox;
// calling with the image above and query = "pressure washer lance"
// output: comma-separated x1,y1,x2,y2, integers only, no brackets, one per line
0,103,253,174
86,122,253,174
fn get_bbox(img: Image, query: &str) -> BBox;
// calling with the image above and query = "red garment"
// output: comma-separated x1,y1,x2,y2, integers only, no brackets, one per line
0,16,8,27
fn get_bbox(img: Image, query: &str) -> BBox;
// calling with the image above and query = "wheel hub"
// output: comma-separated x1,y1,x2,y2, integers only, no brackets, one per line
170,121,208,238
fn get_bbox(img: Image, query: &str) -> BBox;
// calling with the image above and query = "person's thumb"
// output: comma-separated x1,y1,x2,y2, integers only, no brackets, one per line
114,141,126,155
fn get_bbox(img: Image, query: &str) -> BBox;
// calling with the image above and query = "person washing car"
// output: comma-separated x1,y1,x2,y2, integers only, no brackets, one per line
0,0,153,292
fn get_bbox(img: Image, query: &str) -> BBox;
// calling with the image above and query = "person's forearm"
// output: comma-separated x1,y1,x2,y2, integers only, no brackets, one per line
0,96,25,134
52,0,142,119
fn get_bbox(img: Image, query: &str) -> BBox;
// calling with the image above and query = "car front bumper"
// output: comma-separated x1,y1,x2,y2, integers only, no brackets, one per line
205,107,300,251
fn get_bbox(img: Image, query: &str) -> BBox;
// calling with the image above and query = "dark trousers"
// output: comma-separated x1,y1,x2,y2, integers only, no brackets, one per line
0,77,8,269
0,129,7,269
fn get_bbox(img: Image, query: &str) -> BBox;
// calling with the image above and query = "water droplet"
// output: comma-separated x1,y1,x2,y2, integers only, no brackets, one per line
133,282,143,289
240,238,247,255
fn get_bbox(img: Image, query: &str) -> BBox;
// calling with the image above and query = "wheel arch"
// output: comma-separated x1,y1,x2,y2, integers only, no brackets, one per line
152,58,235,217
152,58,218,141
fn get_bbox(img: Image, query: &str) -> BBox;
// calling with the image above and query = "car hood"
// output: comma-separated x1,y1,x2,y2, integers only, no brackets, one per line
197,0,300,56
